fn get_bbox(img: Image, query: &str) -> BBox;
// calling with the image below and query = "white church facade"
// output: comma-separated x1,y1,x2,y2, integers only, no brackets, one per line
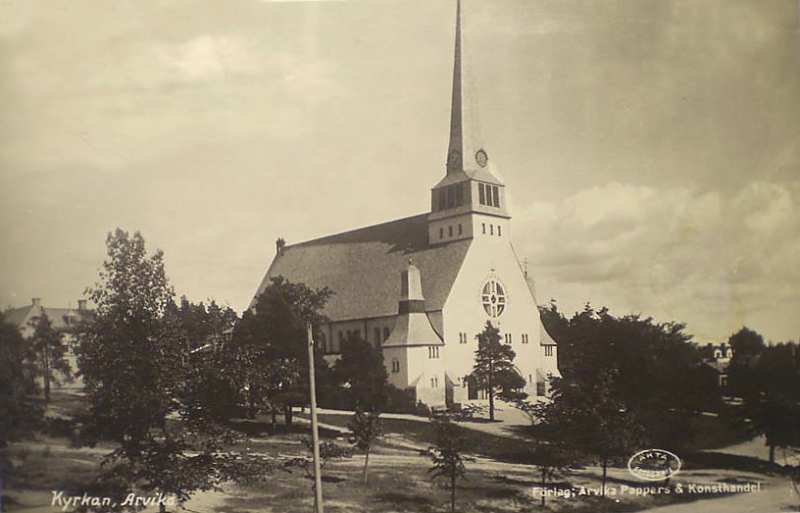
253,1,560,408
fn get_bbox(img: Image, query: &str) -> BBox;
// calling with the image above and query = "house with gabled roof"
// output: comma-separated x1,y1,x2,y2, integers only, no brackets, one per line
252,0,560,408
5,297,93,390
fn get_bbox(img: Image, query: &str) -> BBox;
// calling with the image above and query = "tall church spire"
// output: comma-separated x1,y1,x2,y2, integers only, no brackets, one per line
428,0,508,245
444,0,497,184
446,0,464,174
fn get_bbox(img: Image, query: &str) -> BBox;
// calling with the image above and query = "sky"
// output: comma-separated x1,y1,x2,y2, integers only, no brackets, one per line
1,0,798,344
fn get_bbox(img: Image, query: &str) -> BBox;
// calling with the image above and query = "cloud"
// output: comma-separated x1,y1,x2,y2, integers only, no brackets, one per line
517,181,800,342
157,36,258,80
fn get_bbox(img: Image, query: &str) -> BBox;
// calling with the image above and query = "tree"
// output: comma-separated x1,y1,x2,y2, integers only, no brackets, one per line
76,229,267,511
515,400,576,507
28,312,71,402
730,339,800,464
540,303,720,451
726,327,766,398
348,407,382,484
421,415,474,512
231,276,333,427
333,334,390,412
0,311,42,457
549,370,645,497
170,298,241,421
470,321,526,421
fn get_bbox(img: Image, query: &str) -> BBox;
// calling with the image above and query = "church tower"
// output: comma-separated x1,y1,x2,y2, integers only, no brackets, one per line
428,0,511,246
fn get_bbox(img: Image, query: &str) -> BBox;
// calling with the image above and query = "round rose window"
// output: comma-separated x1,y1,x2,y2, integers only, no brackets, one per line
481,279,506,318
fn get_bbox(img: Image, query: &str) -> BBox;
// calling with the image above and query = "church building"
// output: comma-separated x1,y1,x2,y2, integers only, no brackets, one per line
253,1,559,408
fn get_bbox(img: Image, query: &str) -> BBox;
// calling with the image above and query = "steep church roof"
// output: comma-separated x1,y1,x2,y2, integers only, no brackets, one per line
254,214,471,322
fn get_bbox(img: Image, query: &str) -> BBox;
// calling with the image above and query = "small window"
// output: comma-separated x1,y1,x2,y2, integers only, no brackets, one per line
458,224,463,235
392,359,400,373
439,227,444,239
545,346,554,357
482,223,486,234
492,186,500,207
490,225,494,235
428,346,440,359
498,226,502,237
528,374,533,384
448,226,453,237
374,327,381,345
478,183,486,205
431,378,435,388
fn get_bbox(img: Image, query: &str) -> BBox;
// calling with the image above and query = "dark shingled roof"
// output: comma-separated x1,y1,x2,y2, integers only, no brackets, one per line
253,214,472,322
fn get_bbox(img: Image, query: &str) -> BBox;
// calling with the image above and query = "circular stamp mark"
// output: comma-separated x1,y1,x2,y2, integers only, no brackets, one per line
628,449,682,482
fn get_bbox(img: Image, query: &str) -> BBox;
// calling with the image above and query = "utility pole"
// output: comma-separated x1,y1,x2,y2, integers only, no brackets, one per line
306,322,324,513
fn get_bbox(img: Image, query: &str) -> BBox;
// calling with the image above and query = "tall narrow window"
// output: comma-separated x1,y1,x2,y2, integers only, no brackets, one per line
439,227,444,239
448,226,453,237
498,226,502,237
447,185,456,208
455,183,464,205
458,224,463,235
478,183,486,205
392,359,400,373
482,223,486,234
492,186,500,207
374,327,381,346
438,189,447,211
490,225,494,235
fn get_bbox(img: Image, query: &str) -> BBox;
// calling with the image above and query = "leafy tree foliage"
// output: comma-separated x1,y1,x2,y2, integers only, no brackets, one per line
545,369,645,497
0,311,42,450
76,229,267,511
421,415,474,512
726,326,766,398
333,334,390,412
348,407,382,484
169,298,241,421
470,321,526,421
727,333,800,464
515,400,577,507
231,276,333,427
28,312,71,402
539,303,720,451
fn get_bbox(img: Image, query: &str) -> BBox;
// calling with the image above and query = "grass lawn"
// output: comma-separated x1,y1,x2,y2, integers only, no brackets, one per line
299,413,543,465
4,392,780,513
